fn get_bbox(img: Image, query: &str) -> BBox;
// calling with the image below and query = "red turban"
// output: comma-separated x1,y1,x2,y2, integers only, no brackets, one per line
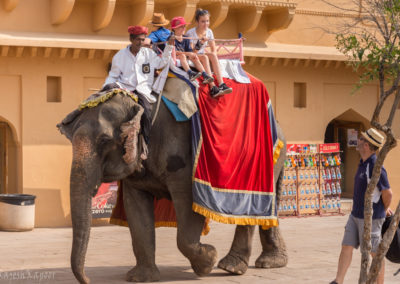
128,26,148,35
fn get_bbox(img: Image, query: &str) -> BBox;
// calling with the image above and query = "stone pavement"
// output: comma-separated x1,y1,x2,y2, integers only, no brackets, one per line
0,215,399,284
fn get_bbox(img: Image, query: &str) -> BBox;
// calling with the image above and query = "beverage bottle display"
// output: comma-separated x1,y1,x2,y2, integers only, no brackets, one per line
329,155,335,166
327,199,332,209
311,184,315,194
331,168,336,179
336,167,342,179
301,157,306,167
311,199,315,209
305,200,309,209
321,183,326,195
305,185,310,194
315,200,320,209
293,171,297,180
305,170,309,179
336,182,342,194
299,199,304,209
334,155,341,165
293,185,297,196
310,170,314,179
288,185,292,196
321,199,326,209
331,183,337,195
291,156,296,167
326,168,331,180
287,171,291,181
332,199,336,209
300,171,304,180
323,156,329,167
282,187,287,196
337,198,341,208
300,186,305,195
287,201,292,211
316,184,320,194
312,156,317,166
322,169,326,180
292,199,297,210
326,183,331,195
279,203,282,211
315,169,319,180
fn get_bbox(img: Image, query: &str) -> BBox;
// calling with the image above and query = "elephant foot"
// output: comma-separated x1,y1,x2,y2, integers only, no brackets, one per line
126,265,160,282
217,252,248,275
190,244,217,276
255,250,288,269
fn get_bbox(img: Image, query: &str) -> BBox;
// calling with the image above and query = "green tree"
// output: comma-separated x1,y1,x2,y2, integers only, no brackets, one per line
328,0,400,283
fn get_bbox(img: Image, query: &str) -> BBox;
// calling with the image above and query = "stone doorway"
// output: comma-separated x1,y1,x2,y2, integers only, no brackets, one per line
324,109,371,198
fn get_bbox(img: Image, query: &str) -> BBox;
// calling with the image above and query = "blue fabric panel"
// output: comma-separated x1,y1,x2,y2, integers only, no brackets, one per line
193,181,274,217
161,96,189,122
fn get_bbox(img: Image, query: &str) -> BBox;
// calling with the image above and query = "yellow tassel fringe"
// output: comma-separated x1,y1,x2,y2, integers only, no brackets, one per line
79,89,138,110
192,203,278,230
273,138,284,165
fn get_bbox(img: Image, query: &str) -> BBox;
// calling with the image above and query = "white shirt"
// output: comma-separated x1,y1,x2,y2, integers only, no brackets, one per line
186,28,214,54
104,44,173,103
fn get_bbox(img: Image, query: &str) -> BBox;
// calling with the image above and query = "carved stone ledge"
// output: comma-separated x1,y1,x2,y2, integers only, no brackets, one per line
200,2,230,29
130,0,154,26
1,0,18,12
266,6,295,33
169,0,200,23
238,5,265,33
93,0,116,31
50,0,75,25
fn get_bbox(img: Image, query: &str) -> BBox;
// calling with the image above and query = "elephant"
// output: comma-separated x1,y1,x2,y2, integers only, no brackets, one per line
57,86,288,284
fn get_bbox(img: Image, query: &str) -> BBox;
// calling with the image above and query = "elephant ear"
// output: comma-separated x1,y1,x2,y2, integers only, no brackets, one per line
56,108,83,141
120,103,145,165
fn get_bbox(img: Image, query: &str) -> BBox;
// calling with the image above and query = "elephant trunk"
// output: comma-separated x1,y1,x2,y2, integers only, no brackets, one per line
70,134,101,284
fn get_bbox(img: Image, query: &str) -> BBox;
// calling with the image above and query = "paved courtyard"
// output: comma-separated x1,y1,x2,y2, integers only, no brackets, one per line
0,214,399,283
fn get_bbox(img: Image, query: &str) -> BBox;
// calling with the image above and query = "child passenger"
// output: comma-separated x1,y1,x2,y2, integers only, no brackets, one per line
170,16,214,86
186,9,233,97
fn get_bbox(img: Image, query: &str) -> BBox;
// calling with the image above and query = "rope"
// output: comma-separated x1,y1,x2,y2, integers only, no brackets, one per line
151,91,163,126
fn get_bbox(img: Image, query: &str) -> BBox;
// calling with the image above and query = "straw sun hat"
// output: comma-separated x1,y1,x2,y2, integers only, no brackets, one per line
361,128,385,148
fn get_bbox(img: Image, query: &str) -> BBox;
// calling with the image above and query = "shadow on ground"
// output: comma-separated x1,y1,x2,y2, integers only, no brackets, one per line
0,265,237,283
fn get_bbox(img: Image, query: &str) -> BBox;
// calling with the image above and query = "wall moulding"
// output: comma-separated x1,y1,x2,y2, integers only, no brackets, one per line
295,9,359,19
0,45,119,60
242,55,347,69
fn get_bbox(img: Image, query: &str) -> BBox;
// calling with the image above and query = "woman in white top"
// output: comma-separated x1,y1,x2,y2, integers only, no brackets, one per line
186,9,233,97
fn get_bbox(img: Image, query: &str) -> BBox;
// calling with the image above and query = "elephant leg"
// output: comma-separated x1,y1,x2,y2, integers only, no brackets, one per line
122,179,160,282
169,184,217,276
217,225,255,275
255,225,288,268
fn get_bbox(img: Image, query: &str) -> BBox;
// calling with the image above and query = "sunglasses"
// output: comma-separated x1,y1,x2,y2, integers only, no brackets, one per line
358,136,367,143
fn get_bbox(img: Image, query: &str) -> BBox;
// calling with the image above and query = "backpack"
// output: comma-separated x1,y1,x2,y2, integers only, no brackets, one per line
381,215,400,263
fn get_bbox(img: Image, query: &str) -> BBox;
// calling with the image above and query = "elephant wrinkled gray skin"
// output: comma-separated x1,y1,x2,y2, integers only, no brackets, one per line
57,91,287,284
